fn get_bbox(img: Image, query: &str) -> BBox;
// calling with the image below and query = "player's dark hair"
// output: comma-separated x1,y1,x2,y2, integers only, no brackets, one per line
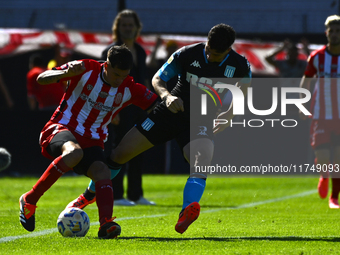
107,44,133,70
111,9,142,41
208,24,236,53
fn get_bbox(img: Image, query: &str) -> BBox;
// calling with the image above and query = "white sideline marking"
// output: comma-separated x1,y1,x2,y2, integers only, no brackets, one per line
202,190,317,213
0,214,167,243
0,190,316,243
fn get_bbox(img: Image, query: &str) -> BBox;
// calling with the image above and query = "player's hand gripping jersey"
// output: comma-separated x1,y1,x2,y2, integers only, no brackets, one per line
45,59,157,141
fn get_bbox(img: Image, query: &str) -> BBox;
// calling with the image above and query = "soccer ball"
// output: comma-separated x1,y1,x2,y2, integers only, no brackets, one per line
57,208,90,237
0,147,11,172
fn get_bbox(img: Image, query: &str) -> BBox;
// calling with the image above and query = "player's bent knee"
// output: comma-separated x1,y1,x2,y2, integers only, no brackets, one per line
62,142,83,159
72,147,84,161
61,146,84,168
68,147,84,165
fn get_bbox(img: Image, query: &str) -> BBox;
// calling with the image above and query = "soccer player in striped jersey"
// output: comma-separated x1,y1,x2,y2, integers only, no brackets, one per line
18,45,158,238
68,23,251,233
300,15,340,208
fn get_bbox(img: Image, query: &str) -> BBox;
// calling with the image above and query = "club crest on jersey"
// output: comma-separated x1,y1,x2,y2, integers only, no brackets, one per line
114,93,122,105
99,91,108,98
80,93,88,101
87,84,93,90
224,65,236,77
141,118,154,131
190,60,201,68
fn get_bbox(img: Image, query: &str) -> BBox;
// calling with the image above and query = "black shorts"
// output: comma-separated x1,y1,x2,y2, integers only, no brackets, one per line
136,102,213,150
46,131,106,176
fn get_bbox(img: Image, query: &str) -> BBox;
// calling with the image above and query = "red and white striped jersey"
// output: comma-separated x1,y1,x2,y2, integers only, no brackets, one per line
304,45,340,120
50,59,157,141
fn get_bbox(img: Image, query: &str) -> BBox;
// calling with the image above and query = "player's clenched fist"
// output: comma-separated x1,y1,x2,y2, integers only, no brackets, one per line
165,95,184,113
37,60,86,85
66,61,86,76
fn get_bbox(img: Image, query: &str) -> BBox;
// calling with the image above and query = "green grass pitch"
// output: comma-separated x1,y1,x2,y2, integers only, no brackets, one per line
1,175,340,254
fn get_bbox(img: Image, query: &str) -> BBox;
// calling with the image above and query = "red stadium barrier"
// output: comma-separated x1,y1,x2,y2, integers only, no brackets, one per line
0,29,320,76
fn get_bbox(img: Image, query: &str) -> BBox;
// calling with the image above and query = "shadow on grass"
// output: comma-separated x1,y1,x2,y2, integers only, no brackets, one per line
118,236,340,242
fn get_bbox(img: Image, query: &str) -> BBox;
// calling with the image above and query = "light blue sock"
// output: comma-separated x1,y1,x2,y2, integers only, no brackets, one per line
88,168,121,192
182,177,206,210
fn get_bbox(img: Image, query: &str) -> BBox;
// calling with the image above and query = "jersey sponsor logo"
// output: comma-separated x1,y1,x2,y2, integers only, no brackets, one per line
224,65,236,77
190,60,201,68
318,72,340,77
197,126,208,136
114,93,122,104
79,93,115,112
186,72,228,93
93,102,104,111
87,84,93,90
99,91,108,98
141,118,154,131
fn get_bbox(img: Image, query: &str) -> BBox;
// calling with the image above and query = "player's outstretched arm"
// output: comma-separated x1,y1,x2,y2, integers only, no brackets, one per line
152,74,184,113
264,39,290,67
37,60,86,85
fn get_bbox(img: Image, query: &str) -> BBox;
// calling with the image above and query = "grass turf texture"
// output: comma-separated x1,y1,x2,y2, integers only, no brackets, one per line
1,175,340,254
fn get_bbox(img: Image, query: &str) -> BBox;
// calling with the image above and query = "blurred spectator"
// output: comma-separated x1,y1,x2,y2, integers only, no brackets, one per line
101,10,148,86
0,71,14,109
265,38,309,99
147,37,179,92
148,37,178,69
48,45,73,70
265,38,309,78
101,9,155,206
26,54,65,111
